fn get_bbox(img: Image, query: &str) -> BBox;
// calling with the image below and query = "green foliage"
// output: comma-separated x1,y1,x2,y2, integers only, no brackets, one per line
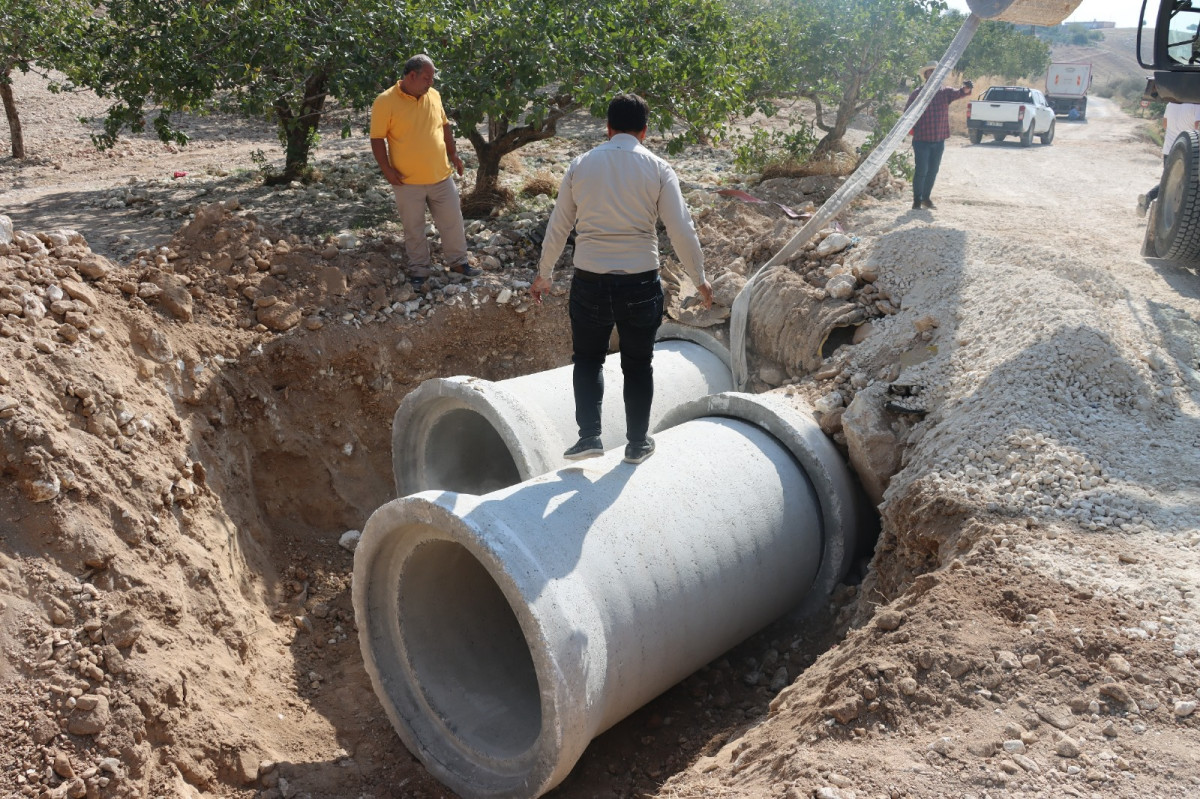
731,123,820,173
939,13,1051,81
64,0,408,178
753,0,946,155
411,0,763,196
61,0,759,201
0,0,89,75
860,106,913,180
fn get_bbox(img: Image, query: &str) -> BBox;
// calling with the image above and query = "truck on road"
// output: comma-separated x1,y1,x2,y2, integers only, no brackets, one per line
952,0,1200,263
966,86,1056,146
1045,62,1092,119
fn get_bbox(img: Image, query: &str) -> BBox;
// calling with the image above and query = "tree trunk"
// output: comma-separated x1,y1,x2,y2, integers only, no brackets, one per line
1,68,25,159
472,140,503,195
813,95,860,159
271,71,328,183
811,67,868,160
460,101,577,212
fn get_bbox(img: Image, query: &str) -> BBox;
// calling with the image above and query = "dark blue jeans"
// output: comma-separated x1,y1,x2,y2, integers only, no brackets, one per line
569,270,664,443
912,139,945,203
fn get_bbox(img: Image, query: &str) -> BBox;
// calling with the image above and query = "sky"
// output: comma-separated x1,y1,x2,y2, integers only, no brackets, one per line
943,0,1146,29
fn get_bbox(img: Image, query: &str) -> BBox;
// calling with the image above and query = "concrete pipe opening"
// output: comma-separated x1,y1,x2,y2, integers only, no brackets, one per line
357,391,866,798
397,539,540,757
391,326,732,497
421,407,522,495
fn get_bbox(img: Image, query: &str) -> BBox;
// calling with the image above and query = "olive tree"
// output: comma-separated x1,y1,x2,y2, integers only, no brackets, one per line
65,0,758,202
941,12,1051,80
66,0,407,181
0,0,90,158
417,0,763,205
756,0,947,158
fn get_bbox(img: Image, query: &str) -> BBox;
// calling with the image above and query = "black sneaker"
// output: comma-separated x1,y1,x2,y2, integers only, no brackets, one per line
409,266,432,288
623,436,655,465
921,199,936,210
911,200,921,210
563,436,604,460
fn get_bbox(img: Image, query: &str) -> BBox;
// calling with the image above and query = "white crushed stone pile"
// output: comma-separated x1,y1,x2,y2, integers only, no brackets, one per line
855,228,1197,535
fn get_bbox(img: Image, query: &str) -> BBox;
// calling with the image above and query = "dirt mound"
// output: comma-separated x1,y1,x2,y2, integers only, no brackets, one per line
0,185,871,798
0,209,578,798
4,65,1200,799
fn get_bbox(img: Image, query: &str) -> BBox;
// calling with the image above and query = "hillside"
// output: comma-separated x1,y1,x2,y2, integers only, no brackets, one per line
1050,27,1147,93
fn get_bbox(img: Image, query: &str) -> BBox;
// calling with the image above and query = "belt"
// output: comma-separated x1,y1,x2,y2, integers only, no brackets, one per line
572,269,658,285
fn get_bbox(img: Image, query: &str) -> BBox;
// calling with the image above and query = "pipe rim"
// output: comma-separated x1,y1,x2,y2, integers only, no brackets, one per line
391,377,561,497
657,321,732,370
658,391,863,611
353,494,584,798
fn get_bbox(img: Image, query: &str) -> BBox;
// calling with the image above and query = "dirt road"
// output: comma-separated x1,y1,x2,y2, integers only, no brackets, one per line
942,97,1162,254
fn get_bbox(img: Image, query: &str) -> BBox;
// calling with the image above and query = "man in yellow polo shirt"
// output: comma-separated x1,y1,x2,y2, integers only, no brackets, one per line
370,54,479,285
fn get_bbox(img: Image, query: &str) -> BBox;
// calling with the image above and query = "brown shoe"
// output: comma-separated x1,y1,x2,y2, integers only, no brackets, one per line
449,262,482,277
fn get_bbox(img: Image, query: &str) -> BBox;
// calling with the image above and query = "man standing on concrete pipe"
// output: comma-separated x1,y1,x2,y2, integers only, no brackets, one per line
531,93,713,465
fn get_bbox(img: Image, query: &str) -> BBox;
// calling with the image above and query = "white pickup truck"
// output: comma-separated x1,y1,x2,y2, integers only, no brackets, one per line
966,86,1056,146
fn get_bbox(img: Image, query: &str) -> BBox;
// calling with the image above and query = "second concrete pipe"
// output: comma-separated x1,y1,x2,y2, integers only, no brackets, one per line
355,392,863,799
391,324,732,496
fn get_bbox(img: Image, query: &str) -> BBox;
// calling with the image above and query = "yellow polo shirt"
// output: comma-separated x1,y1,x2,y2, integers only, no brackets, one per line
370,84,453,186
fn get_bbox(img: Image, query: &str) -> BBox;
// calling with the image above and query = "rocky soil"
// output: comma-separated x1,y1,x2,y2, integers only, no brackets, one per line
2,66,1200,799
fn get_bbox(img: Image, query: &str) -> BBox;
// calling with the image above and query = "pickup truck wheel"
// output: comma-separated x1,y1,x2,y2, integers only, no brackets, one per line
1040,119,1055,145
1020,123,1034,147
993,134,1006,142
968,129,982,145
1153,130,1200,262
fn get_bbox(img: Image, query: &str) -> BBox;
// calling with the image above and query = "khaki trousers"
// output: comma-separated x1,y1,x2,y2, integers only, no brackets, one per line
391,176,468,270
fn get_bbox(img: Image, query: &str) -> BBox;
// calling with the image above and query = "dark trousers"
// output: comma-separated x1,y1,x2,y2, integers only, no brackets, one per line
569,270,664,443
1148,153,1169,202
912,139,945,203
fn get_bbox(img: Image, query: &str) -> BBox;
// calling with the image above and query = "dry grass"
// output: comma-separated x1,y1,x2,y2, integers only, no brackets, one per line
500,151,525,175
519,171,558,198
762,149,857,180
461,185,515,218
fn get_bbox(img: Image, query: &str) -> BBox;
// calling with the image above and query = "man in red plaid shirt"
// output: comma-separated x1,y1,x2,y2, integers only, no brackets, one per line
905,61,973,211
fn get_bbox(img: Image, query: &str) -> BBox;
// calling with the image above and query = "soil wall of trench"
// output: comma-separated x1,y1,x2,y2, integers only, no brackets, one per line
0,196,875,799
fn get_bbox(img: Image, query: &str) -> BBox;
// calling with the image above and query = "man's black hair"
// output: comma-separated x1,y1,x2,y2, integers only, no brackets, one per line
608,93,649,133
404,54,434,76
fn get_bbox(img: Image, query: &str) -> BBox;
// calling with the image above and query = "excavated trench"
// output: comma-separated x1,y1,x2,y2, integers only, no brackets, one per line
202,305,874,798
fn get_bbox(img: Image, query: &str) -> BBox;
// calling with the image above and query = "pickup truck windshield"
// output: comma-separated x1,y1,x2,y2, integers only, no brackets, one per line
984,89,1033,103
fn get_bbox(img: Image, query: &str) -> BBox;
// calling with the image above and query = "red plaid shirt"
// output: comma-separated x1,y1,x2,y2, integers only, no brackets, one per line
905,85,971,142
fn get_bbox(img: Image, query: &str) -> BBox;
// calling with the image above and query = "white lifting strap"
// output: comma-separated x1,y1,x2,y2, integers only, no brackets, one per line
729,14,982,390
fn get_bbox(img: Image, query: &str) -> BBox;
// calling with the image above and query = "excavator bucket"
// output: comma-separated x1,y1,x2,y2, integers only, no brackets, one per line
966,0,1083,26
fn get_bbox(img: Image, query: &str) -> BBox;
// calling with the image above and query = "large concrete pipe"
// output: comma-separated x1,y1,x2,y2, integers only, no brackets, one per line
355,392,862,799
391,323,732,496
